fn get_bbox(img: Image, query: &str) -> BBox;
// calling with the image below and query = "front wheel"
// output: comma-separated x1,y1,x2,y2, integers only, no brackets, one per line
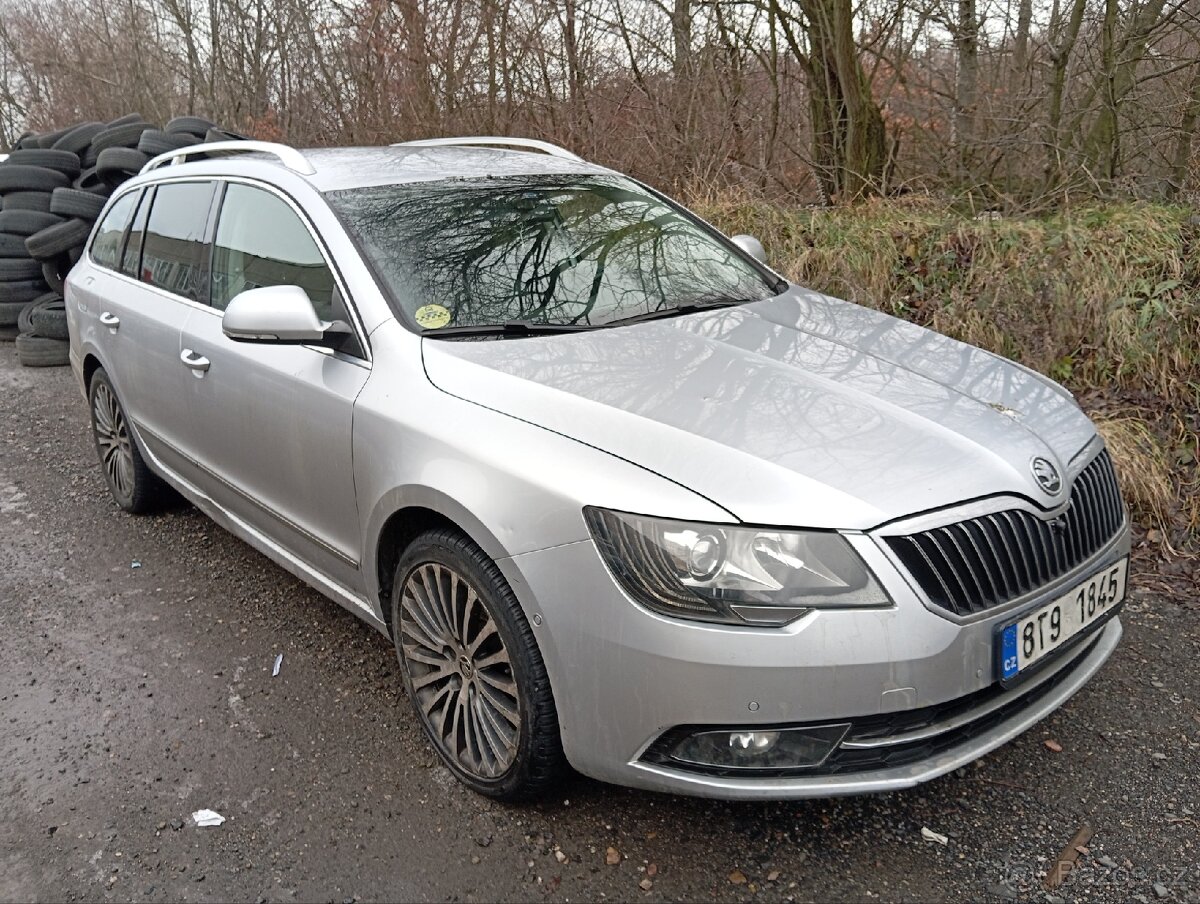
391,528,564,799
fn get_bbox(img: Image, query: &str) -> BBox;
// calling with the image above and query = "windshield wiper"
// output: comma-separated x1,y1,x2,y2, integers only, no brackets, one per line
420,320,598,338
602,298,749,328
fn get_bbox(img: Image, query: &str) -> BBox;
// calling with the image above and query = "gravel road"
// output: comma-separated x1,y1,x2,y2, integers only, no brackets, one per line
1,343,1197,904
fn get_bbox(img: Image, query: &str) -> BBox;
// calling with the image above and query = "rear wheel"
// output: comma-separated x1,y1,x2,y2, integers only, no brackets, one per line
391,529,564,799
88,369,167,513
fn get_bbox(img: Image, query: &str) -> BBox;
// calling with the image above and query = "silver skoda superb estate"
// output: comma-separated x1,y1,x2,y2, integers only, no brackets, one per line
66,137,1130,800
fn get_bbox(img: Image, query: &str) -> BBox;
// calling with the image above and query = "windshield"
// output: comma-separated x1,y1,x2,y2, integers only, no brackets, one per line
325,174,779,332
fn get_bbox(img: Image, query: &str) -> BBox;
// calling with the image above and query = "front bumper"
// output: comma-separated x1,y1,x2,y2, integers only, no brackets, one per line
500,527,1128,800
628,618,1120,798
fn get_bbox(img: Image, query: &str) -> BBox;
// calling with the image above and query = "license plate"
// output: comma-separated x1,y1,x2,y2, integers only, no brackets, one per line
999,558,1127,680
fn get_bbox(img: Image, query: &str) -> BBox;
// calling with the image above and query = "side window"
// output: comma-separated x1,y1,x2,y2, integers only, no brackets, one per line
140,181,216,303
211,184,336,318
89,191,138,270
120,187,153,278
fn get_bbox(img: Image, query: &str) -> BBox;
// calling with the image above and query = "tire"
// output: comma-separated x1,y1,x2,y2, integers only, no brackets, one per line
68,244,84,265
0,165,70,193
88,368,168,512
41,260,65,295
0,210,62,236
74,167,108,193
25,218,90,260
50,187,106,220
0,257,42,280
0,233,30,257
205,127,249,143
90,123,150,154
15,332,68,366
96,148,149,186
0,324,18,342
391,528,564,800
137,129,200,156
2,191,53,213
51,122,104,154
0,279,47,304
106,113,147,128
0,299,28,326
165,115,217,137
16,292,55,334
29,295,67,339
34,126,73,149
4,149,81,177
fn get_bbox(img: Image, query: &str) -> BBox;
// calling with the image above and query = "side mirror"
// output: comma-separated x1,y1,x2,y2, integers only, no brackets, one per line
222,285,332,344
730,233,767,264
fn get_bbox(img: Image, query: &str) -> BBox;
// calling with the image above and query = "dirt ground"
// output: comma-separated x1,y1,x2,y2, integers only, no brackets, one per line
1,343,1197,903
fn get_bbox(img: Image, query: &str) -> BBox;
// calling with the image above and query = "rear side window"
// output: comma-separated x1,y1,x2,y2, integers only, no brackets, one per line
140,182,215,302
211,183,336,317
89,191,138,270
121,187,153,278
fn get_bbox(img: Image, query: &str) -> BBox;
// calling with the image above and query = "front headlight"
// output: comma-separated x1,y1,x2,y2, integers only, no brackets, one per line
584,507,890,626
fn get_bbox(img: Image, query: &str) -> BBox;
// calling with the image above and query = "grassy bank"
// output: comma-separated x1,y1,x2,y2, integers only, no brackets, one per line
695,196,1199,552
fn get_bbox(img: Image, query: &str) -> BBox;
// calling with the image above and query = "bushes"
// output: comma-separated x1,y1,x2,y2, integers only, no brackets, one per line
697,195,1200,550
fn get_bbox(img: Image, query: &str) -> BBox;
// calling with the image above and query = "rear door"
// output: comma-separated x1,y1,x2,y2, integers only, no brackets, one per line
76,182,216,479
177,180,370,592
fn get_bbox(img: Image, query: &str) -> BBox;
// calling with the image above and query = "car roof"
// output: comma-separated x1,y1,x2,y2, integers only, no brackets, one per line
133,143,613,194
305,145,611,192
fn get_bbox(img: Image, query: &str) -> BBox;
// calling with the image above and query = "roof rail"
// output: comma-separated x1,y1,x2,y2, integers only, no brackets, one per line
392,136,582,161
140,141,316,176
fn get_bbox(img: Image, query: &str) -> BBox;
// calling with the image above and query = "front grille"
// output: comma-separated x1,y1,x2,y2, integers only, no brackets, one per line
885,450,1125,617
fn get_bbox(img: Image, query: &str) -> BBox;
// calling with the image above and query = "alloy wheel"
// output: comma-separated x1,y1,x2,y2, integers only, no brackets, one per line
92,380,134,504
399,562,522,779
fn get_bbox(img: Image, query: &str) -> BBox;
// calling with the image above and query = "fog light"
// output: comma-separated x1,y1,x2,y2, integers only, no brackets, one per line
729,730,778,751
668,723,850,772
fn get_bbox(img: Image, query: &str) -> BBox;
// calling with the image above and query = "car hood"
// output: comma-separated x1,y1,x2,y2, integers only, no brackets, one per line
421,287,1097,529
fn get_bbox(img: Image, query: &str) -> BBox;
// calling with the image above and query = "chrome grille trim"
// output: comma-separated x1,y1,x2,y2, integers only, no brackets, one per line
885,449,1125,617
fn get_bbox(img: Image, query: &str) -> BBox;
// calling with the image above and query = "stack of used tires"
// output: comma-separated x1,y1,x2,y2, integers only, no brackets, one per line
0,114,243,366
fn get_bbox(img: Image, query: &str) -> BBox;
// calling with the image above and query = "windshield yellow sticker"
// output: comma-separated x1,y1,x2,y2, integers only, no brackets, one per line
415,304,451,330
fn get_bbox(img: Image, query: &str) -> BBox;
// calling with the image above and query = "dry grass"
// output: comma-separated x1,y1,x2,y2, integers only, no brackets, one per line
693,193,1200,550
1093,416,1178,543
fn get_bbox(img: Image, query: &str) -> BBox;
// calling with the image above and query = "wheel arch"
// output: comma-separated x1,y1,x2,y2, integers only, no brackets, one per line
369,487,511,638
81,351,104,392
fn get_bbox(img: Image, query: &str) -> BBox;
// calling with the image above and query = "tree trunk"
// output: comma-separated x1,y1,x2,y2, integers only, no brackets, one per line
1013,0,1032,73
671,0,691,78
786,0,888,200
1165,61,1200,198
954,0,978,182
1079,0,1170,182
1044,0,1086,187
1087,0,1120,184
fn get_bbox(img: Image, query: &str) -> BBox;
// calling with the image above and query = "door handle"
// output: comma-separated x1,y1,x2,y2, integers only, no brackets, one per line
180,348,210,373
99,311,120,330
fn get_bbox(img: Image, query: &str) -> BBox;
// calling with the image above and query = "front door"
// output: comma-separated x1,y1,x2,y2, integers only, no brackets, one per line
177,182,370,592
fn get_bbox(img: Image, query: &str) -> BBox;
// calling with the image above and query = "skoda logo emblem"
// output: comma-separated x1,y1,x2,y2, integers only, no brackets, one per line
1031,457,1062,495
